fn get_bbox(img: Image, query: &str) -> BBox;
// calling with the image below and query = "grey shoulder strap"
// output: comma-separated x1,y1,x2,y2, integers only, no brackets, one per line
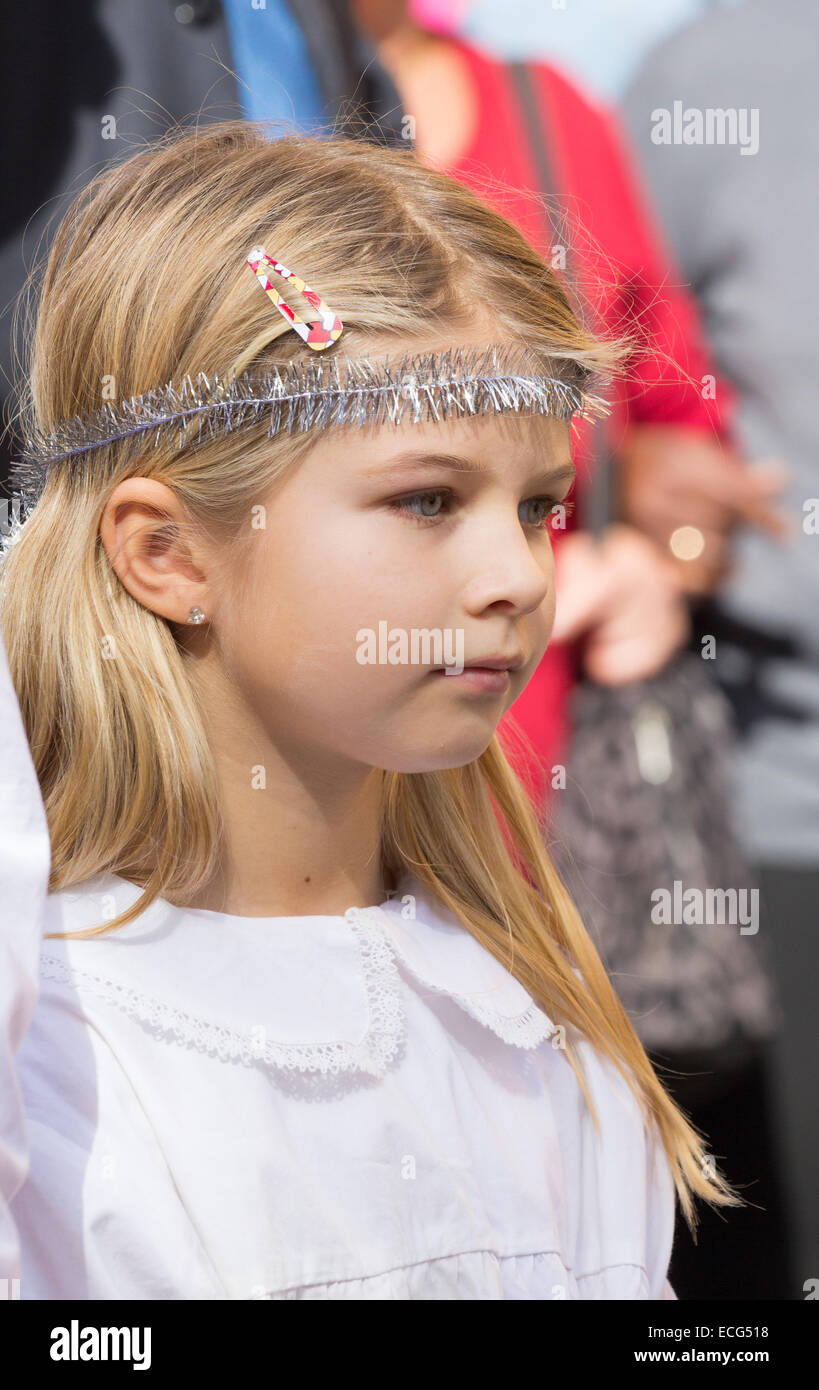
506,60,613,537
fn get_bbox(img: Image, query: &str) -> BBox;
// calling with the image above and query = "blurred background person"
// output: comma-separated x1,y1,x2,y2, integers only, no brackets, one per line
352,0,795,1298
620,0,819,1296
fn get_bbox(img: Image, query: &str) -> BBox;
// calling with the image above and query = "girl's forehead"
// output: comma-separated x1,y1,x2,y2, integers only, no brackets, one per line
298,412,574,490
337,406,572,460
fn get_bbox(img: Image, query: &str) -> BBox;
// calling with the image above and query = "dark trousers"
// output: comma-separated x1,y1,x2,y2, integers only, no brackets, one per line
648,863,818,1300
753,865,818,1296
648,1041,794,1299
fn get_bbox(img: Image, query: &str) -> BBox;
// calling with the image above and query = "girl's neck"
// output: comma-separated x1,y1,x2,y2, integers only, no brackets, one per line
164,860,398,918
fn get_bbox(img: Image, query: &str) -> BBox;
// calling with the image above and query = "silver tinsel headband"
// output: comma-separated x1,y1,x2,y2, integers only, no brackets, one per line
9,341,610,514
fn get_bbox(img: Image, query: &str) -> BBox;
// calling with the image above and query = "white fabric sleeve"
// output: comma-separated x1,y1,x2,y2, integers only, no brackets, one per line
0,631,51,1282
645,1117,678,1300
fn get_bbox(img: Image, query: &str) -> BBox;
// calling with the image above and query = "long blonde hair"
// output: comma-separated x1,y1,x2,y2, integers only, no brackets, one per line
0,118,743,1235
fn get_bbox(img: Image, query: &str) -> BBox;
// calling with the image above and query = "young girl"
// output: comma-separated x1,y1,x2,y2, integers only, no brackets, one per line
0,119,740,1300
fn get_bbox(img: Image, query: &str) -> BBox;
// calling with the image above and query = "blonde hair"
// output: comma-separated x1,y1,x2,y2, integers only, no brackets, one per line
0,118,742,1236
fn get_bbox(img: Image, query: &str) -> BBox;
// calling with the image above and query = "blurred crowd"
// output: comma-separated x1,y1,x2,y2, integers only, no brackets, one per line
1,0,815,1300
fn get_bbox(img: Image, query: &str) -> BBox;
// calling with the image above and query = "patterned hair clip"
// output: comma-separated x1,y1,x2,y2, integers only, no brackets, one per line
247,245,343,350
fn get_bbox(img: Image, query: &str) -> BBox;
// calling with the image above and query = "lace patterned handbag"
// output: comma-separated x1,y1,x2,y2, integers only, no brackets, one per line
546,646,780,1060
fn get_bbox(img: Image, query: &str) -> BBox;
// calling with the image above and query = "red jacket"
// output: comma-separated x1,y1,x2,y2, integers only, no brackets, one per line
440,39,733,805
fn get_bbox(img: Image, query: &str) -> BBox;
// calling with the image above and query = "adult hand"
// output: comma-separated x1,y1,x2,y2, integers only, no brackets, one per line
615,424,791,596
552,524,691,686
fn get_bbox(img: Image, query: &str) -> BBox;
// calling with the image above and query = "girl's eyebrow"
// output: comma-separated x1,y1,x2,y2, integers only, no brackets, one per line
362,450,577,486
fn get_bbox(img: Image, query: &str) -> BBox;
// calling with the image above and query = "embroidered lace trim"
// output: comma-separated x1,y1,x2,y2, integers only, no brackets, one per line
367,907,557,1049
443,992,555,1049
39,905,556,1073
39,907,405,1078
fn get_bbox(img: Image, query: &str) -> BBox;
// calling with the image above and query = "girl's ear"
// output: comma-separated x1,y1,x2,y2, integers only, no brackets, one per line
99,477,210,625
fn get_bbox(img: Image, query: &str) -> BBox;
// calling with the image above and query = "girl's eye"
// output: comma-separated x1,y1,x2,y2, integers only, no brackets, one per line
388,489,451,522
388,490,575,528
520,496,576,528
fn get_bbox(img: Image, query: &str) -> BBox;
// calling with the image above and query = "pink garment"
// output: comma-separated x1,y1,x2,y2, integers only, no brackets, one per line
408,0,473,32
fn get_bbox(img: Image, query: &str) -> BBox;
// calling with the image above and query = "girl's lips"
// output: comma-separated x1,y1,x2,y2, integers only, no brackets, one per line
430,666,512,692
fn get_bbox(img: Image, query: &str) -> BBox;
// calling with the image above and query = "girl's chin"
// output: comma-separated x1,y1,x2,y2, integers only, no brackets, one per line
383,732,500,775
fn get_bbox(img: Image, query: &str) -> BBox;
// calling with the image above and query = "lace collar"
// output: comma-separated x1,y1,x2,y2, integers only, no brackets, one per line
38,873,556,1078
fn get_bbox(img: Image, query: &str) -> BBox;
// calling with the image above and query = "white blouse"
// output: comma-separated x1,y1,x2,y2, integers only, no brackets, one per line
0,641,677,1301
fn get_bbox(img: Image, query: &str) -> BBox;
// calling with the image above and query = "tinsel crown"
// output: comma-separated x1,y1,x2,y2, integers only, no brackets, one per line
10,341,611,514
